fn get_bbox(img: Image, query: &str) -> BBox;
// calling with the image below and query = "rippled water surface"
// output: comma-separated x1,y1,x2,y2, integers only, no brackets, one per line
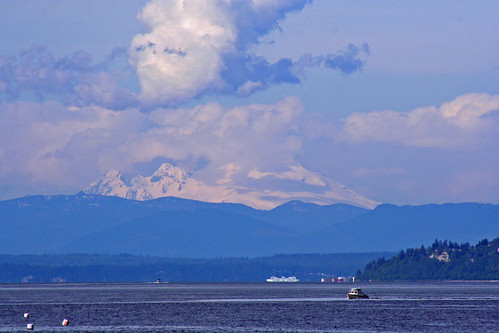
0,282,497,332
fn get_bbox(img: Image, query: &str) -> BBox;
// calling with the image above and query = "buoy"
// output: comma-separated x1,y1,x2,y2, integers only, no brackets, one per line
27,323,34,330
62,319,69,326
24,313,30,318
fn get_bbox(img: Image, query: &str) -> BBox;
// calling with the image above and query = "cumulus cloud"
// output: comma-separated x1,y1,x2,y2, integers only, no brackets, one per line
341,93,499,148
130,0,237,105
1,91,496,205
0,45,137,110
144,96,305,172
0,1,369,110
0,96,307,196
130,0,369,106
1,94,384,208
0,101,148,191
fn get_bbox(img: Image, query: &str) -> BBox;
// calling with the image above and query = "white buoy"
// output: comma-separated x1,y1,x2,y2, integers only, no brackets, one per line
24,313,30,318
62,319,69,326
27,323,34,330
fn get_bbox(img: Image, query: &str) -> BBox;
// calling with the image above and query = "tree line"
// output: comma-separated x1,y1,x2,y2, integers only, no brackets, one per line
358,238,498,281
0,252,391,283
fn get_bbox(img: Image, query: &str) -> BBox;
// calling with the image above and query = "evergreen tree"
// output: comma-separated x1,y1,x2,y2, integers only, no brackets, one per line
359,238,498,281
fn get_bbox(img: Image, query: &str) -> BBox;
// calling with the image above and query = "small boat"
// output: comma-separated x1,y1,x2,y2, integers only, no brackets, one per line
347,288,369,299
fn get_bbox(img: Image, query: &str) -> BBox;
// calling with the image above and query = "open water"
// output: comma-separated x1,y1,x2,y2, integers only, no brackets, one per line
0,282,497,332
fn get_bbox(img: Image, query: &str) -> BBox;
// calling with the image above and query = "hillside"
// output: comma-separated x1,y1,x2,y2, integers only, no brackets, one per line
0,193,498,256
359,238,499,281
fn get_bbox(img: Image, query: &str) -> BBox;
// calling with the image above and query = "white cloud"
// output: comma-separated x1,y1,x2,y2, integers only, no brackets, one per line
129,0,367,107
0,96,305,193
144,96,305,170
2,91,496,206
130,0,236,105
216,163,241,185
341,93,499,148
0,95,380,208
248,165,326,186
0,101,143,189
236,80,263,96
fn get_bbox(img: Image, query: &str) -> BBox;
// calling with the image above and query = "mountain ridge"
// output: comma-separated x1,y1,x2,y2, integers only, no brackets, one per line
0,193,497,257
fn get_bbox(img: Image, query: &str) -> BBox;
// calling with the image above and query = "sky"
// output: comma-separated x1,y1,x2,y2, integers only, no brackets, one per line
0,0,498,206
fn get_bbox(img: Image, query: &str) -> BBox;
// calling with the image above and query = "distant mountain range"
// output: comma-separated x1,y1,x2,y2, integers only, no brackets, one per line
84,163,379,209
1,193,497,257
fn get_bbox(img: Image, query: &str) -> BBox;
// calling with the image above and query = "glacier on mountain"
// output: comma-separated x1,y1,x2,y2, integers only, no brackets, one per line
84,163,379,209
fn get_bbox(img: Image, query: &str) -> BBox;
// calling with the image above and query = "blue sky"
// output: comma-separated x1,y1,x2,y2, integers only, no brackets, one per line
0,0,498,206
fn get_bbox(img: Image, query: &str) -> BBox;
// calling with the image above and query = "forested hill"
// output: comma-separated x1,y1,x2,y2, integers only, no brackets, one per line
359,238,499,281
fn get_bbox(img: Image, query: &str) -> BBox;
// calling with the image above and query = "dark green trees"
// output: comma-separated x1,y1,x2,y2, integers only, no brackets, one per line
360,238,499,281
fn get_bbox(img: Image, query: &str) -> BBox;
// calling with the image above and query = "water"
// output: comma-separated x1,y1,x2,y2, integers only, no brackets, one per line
0,282,497,332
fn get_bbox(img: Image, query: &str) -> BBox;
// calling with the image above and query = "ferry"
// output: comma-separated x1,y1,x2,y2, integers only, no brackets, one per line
347,288,369,299
266,276,299,282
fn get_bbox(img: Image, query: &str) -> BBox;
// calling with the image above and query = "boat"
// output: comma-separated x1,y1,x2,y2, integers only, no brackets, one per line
266,276,299,282
347,288,369,299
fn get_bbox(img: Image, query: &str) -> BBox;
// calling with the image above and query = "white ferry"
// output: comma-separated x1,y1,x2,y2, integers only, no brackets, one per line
266,276,299,282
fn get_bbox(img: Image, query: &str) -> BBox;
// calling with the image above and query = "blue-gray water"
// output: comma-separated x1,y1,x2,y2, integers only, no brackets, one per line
1,282,497,332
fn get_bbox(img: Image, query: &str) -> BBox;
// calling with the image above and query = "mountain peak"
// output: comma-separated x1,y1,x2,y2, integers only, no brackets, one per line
84,163,379,209
151,163,190,182
104,169,122,178
85,163,190,200
273,200,320,213
85,169,129,198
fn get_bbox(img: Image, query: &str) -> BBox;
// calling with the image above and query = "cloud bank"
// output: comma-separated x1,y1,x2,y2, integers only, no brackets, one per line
0,45,137,110
1,92,497,203
341,93,499,148
0,97,305,192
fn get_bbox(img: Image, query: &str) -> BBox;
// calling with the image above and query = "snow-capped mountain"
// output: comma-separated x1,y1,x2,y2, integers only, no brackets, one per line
85,163,379,209
85,163,190,201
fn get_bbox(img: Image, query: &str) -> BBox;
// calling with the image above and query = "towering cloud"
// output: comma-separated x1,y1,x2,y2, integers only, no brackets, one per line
0,0,369,110
130,0,369,106
130,0,237,105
